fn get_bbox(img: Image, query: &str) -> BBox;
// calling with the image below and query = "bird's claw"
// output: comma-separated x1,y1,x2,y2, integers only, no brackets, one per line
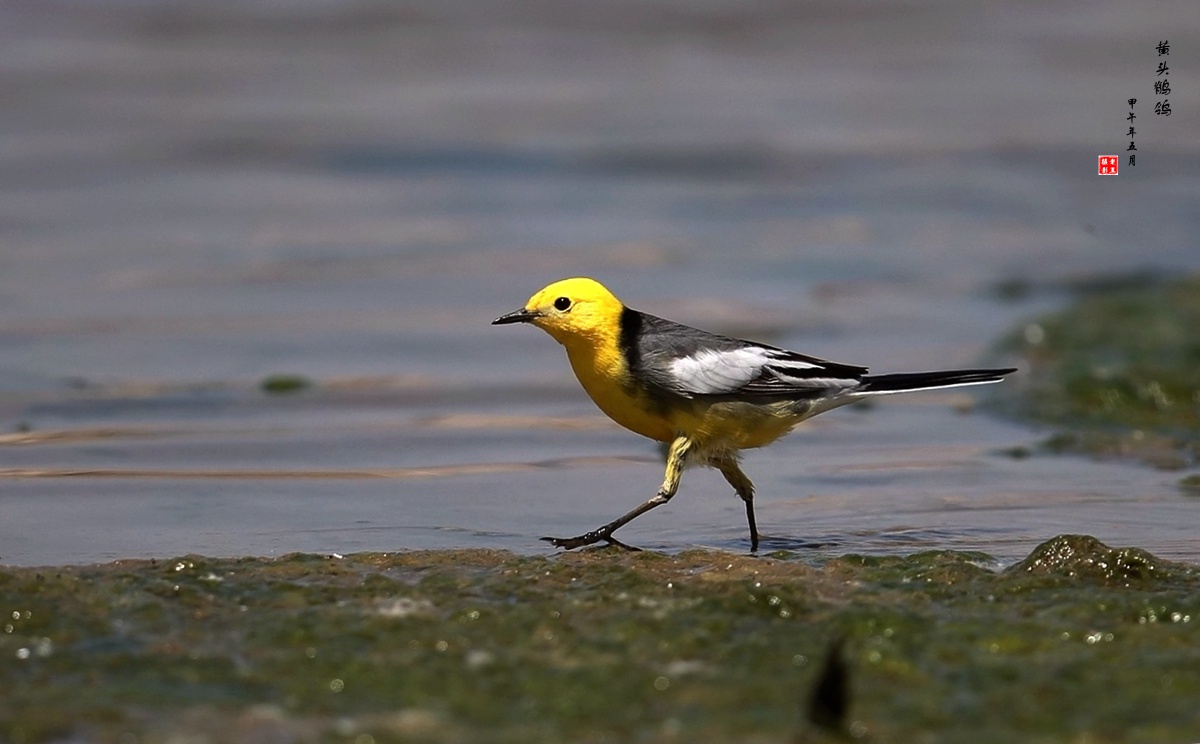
540,534,594,550
540,532,640,551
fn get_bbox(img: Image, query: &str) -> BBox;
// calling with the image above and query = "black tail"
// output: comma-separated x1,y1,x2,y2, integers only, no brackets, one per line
858,367,1016,394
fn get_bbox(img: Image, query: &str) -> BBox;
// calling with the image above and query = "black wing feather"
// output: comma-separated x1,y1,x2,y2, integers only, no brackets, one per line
623,310,867,399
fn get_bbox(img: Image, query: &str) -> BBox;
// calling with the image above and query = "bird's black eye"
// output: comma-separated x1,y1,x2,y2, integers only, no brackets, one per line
553,297,572,311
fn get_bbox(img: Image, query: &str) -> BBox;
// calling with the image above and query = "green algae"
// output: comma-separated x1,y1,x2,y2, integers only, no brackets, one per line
260,374,313,394
2,537,1199,743
999,274,1200,468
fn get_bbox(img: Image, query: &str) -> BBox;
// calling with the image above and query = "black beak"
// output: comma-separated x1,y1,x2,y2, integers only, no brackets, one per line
492,308,541,325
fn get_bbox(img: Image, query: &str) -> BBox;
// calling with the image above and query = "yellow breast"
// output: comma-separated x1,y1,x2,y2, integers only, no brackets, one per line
564,336,679,443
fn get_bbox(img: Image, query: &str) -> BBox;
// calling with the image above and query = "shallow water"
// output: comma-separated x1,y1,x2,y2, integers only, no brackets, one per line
2,0,1199,566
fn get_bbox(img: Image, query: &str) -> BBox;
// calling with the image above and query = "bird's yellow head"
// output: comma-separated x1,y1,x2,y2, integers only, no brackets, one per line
492,277,625,346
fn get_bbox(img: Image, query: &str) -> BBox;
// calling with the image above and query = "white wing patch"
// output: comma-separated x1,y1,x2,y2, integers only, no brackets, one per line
668,347,825,395
670,348,772,394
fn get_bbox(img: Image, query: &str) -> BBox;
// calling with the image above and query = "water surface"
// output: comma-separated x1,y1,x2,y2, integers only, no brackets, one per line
2,0,1199,566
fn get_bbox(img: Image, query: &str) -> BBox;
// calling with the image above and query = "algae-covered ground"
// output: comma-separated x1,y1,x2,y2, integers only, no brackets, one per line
3,535,1199,744
999,273,1200,474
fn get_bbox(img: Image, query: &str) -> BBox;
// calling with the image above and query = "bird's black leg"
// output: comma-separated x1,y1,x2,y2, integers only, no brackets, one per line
542,435,691,550
717,457,759,552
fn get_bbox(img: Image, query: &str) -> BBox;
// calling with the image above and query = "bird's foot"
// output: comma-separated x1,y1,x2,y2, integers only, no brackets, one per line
541,529,640,551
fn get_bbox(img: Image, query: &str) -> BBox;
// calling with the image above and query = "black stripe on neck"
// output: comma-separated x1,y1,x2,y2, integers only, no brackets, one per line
617,306,643,374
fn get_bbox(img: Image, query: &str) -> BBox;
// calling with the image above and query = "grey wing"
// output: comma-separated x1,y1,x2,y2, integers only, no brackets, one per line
632,313,868,400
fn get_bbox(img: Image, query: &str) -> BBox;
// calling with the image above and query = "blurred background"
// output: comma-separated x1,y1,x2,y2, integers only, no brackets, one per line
1,0,1198,565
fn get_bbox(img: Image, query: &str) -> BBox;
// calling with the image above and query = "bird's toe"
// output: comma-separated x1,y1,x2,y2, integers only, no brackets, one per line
540,535,591,550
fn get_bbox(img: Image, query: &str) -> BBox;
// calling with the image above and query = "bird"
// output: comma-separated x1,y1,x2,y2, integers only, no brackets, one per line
493,277,1015,552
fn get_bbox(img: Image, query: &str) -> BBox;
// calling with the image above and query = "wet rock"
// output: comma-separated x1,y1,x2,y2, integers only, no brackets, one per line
1007,534,1187,584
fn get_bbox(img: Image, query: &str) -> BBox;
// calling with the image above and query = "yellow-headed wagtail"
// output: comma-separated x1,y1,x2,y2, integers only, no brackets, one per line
494,277,1015,551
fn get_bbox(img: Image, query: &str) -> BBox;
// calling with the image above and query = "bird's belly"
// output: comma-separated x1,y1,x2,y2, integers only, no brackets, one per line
585,386,679,443
674,399,807,450
583,377,806,449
